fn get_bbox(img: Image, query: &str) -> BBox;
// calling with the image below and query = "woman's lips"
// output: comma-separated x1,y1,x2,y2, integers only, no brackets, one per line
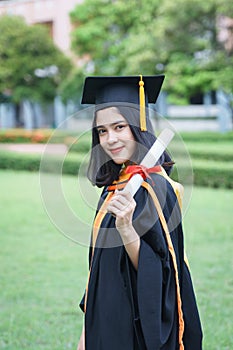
109,147,124,154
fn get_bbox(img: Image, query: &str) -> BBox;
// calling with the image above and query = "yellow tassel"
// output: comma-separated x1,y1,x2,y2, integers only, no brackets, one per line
139,75,147,131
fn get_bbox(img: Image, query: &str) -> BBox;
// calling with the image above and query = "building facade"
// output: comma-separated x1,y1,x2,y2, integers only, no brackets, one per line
0,0,84,129
0,0,82,59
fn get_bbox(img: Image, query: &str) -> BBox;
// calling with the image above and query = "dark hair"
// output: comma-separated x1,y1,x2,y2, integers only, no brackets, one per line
87,105,174,187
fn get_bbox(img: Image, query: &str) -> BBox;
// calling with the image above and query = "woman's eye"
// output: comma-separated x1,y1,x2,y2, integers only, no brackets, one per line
97,128,106,135
116,124,126,131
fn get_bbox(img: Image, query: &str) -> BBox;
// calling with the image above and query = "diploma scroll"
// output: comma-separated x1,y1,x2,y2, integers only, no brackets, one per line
123,128,174,196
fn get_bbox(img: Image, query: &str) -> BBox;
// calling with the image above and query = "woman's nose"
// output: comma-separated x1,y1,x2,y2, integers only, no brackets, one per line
107,130,118,143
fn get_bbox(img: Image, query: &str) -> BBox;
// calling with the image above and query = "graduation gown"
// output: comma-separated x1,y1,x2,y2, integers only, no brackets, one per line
80,167,203,350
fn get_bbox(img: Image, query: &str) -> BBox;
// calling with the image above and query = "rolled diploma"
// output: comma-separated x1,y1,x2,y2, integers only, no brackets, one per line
122,128,174,197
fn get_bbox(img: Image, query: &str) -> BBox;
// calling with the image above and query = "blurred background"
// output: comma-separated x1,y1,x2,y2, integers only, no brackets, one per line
0,0,232,132
0,1,232,349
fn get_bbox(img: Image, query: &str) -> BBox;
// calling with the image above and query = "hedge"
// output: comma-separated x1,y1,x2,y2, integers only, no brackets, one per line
0,151,232,189
170,141,233,162
189,160,233,189
65,133,91,153
171,160,233,189
0,151,88,177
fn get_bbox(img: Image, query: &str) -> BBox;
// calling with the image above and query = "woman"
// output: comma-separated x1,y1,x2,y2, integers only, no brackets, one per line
77,75,202,350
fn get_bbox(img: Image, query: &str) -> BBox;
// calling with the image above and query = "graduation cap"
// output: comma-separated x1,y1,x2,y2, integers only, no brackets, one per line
81,74,165,131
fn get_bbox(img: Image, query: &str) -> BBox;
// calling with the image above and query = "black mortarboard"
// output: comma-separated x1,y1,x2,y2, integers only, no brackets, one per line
81,74,165,131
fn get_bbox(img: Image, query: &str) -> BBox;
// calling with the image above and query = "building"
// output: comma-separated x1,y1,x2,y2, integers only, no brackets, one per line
0,0,82,60
0,0,84,129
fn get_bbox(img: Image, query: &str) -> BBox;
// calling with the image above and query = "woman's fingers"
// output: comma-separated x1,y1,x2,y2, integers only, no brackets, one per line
107,190,136,217
108,198,130,212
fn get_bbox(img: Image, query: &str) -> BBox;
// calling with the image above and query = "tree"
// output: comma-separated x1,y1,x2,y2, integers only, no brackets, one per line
70,0,233,103
59,67,86,105
155,0,233,102
70,0,161,75
0,15,72,105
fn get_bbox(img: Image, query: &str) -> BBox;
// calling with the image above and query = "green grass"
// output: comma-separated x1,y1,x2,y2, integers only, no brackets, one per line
183,187,233,349
0,170,232,349
180,131,233,143
0,171,89,350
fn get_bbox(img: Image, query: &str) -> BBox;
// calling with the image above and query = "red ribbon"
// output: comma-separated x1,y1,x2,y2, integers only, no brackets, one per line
125,164,162,182
107,165,162,192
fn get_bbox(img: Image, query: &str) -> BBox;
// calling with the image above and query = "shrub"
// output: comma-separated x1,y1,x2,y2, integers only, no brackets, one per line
0,151,41,171
0,151,232,188
171,160,233,189
63,132,91,153
172,142,233,162
191,160,233,189
0,128,83,144
0,129,52,143
0,151,88,176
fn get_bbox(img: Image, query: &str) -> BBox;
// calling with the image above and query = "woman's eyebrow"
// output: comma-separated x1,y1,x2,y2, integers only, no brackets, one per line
96,120,126,128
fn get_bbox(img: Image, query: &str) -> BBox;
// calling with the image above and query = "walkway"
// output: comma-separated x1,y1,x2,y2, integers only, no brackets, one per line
0,143,67,155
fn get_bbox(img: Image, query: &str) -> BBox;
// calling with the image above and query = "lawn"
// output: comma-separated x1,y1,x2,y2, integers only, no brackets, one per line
0,170,232,350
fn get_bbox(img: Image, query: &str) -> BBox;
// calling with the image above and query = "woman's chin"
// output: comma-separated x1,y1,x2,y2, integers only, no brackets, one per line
112,157,128,165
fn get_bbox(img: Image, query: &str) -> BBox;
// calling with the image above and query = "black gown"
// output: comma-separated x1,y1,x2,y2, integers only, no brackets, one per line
80,169,203,350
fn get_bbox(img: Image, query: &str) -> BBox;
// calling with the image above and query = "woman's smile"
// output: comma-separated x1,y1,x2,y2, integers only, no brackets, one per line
109,146,124,154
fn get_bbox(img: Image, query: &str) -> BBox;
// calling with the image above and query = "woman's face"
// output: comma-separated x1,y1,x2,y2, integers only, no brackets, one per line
96,107,136,164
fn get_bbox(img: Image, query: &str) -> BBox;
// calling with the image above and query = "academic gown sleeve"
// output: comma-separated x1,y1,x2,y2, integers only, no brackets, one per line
137,240,177,349
181,262,203,349
79,292,86,313
133,199,178,349
130,174,202,350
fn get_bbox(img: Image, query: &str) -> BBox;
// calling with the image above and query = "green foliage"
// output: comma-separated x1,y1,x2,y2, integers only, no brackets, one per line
0,151,88,176
69,0,233,101
159,0,233,99
65,134,91,153
171,159,233,188
58,68,86,104
0,151,42,171
192,160,233,188
0,15,72,103
70,0,161,75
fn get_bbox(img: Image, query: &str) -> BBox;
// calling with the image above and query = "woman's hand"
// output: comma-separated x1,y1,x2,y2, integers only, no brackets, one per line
107,190,140,269
107,189,136,238
77,327,85,350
